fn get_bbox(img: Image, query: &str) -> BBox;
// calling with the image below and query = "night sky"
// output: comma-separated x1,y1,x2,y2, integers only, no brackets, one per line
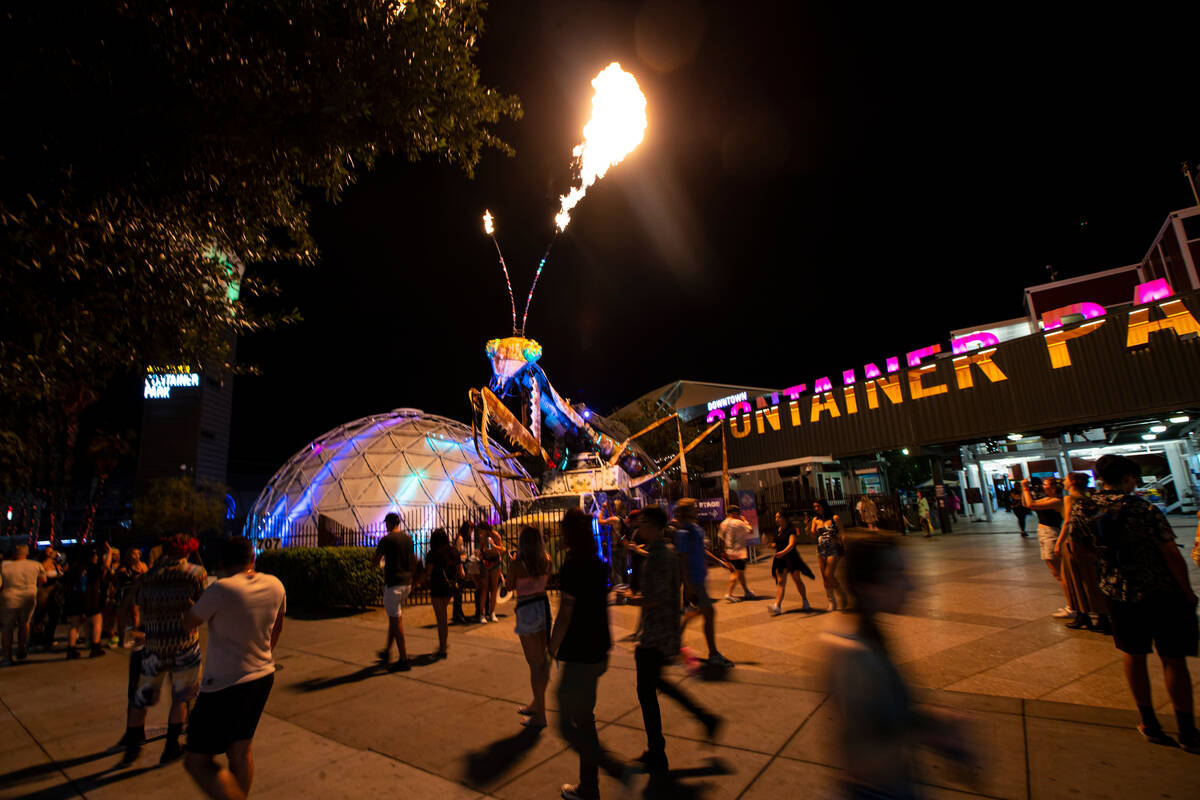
227,1,1199,479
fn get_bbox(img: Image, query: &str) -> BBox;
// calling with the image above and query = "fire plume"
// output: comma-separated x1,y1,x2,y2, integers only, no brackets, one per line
555,63,647,232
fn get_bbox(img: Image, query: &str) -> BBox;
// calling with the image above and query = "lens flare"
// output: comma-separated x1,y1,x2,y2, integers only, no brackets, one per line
555,63,648,231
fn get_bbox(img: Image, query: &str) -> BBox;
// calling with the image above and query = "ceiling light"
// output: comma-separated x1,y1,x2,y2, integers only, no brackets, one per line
1141,433,1157,441
901,448,909,456
1169,415,1190,424
1150,425,1167,433
1007,433,1023,440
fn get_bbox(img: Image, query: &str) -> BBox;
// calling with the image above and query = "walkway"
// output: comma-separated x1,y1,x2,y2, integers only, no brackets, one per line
2,525,1198,799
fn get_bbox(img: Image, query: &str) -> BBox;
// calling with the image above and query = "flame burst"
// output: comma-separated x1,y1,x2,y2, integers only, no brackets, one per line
555,63,648,232
483,209,495,235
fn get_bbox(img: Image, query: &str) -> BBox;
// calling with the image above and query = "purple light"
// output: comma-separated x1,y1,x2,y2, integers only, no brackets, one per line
951,331,1000,355
842,369,856,386
706,408,725,423
814,376,833,393
1134,278,1173,305
1041,302,1106,331
864,363,882,380
583,410,591,419
906,344,942,368
730,400,752,417
885,357,900,373
782,383,806,400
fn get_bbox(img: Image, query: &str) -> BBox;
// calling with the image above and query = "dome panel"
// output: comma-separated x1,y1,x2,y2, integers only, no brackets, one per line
245,409,537,545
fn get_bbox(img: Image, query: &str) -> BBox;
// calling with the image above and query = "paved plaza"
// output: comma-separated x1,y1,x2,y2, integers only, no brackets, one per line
3,523,1199,799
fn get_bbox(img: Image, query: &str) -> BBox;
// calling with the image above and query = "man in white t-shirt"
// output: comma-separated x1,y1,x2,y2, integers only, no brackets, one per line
183,537,285,800
1,545,46,665
719,506,757,603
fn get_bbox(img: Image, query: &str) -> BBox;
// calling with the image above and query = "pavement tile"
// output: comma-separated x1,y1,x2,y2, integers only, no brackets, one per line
740,757,995,800
1026,715,1200,800
254,747,484,800
0,743,77,800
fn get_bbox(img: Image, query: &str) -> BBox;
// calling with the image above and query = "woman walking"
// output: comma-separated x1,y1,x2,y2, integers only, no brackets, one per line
826,536,975,798
424,528,464,658
1057,473,1112,633
506,526,553,728
768,511,813,616
63,544,109,658
811,501,848,610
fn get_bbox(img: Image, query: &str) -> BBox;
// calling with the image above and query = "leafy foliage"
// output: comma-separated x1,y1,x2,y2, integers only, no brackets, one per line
609,399,721,477
0,0,521,495
256,546,384,611
132,476,229,539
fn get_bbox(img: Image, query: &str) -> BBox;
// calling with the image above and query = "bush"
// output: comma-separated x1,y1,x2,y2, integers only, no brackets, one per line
256,546,382,612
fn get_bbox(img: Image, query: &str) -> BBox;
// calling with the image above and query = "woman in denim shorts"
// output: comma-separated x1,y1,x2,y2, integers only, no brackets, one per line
505,526,553,729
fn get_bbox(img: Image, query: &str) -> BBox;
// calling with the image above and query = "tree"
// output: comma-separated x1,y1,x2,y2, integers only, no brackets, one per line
608,400,722,481
0,1,521,523
883,449,930,492
132,477,229,540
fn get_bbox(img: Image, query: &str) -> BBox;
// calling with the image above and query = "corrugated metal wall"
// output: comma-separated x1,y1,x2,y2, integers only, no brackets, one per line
725,291,1200,468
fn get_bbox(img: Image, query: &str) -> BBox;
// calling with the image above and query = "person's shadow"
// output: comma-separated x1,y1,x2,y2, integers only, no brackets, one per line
462,725,543,784
295,664,386,691
642,756,733,799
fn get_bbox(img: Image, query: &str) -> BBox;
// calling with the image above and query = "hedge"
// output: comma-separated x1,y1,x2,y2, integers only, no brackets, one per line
256,546,383,611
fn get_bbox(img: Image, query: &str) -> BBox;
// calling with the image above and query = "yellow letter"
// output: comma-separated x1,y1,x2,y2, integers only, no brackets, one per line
1126,299,1200,348
908,364,948,399
842,386,858,415
811,393,842,422
1044,320,1106,368
864,375,904,409
755,406,781,434
787,399,802,427
730,413,751,439
952,348,1008,389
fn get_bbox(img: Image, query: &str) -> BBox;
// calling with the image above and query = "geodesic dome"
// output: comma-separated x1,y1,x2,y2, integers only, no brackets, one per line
244,409,537,544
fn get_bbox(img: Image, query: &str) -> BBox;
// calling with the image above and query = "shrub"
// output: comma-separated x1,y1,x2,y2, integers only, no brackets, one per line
256,546,382,612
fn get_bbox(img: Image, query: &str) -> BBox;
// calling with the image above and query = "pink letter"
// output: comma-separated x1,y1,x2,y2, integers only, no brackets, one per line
1041,302,1106,331
706,408,725,424
814,376,833,394
886,357,900,373
842,368,856,386
864,363,881,380
1134,278,1174,305
782,384,806,400
906,344,942,368
730,401,752,417
951,332,1000,355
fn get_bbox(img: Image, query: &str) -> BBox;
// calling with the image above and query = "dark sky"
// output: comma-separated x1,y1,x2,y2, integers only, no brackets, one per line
228,0,1200,478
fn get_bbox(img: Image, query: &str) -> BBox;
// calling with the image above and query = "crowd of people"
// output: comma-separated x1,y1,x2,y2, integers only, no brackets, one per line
3,452,1198,799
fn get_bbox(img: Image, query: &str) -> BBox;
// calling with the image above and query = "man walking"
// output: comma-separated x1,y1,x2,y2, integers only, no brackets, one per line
374,512,416,670
620,506,721,773
184,536,286,800
551,508,630,800
674,498,732,666
719,504,756,602
121,534,207,764
1074,455,1199,752
1,544,45,665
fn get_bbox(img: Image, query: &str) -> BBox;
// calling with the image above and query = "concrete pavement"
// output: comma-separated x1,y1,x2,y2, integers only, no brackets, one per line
2,526,1199,799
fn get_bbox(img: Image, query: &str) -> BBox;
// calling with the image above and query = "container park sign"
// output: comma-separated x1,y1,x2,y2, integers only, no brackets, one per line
708,285,1200,470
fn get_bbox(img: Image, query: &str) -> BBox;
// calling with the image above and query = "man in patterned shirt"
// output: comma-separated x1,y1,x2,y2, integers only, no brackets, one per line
1073,455,1198,753
120,534,208,765
619,506,720,773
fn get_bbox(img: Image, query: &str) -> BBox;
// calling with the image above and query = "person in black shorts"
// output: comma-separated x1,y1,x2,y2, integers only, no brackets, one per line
1073,455,1199,753
184,537,287,799
768,511,814,615
423,528,463,659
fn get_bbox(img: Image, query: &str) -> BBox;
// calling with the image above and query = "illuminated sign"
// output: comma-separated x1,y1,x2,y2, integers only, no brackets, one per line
706,392,748,412
144,372,200,399
714,281,1198,441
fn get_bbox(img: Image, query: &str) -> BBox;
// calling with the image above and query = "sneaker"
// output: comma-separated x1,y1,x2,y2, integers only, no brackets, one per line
489,613,499,623
800,601,813,612
478,615,489,624
1065,613,1093,630
159,741,185,764
634,749,669,772
767,605,782,616
1138,724,1179,747
561,784,599,800
707,652,734,668
1052,607,1074,619
724,594,739,603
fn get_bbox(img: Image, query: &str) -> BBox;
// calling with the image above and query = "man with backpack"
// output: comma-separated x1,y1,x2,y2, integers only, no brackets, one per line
1073,455,1198,753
